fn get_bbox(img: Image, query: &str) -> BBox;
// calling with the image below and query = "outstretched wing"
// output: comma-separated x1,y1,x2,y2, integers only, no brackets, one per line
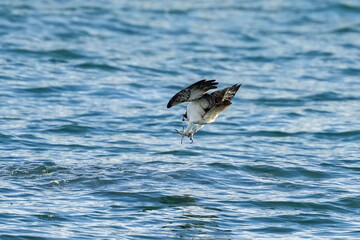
202,83,242,123
167,79,218,108
210,83,241,103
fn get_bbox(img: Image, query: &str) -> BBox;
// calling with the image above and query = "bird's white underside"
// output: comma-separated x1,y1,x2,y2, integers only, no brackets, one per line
178,101,219,141
186,101,205,125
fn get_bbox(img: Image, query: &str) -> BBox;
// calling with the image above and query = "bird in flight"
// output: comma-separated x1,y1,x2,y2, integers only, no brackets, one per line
167,79,241,143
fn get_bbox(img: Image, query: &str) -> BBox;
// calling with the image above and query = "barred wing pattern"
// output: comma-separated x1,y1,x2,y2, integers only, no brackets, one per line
167,79,218,108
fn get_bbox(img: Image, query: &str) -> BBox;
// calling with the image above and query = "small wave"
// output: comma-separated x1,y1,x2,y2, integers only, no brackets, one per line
156,150,202,156
248,213,341,233
0,133,12,142
46,124,94,134
125,64,181,76
331,25,360,34
16,85,89,94
255,97,305,107
157,195,197,206
248,226,296,234
243,165,330,179
248,130,302,137
250,200,344,212
242,56,274,62
305,91,358,101
75,63,121,72
297,50,333,57
243,165,293,178
338,2,360,13
7,48,86,59
304,108,332,114
337,196,360,209
314,130,360,141
245,129,360,142
256,91,357,107
340,67,360,76
208,162,239,170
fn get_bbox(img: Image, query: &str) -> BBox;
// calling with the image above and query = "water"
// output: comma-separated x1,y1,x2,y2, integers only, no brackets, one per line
1,0,360,239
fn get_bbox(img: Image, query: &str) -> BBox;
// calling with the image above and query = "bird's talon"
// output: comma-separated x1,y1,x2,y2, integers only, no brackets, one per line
189,134,194,143
175,129,184,135
175,128,195,144
175,129,186,144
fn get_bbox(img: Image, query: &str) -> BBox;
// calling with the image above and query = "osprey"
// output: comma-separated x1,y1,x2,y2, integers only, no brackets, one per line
167,79,241,143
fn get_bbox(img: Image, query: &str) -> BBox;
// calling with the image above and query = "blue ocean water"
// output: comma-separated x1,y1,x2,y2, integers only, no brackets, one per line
1,0,360,239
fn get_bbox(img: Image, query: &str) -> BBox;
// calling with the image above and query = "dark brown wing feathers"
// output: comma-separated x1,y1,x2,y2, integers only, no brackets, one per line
167,80,241,112
167,79,218,108
211,83,241,103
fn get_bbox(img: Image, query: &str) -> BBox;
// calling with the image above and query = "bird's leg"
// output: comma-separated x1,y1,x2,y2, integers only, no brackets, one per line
175,126,185,144
192,124,204,134
187,125,204,143
175,122,194,143
175,126,185,135
179,122,194,136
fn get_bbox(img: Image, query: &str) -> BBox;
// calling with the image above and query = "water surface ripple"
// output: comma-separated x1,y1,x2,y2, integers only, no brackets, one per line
1,0,360,239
